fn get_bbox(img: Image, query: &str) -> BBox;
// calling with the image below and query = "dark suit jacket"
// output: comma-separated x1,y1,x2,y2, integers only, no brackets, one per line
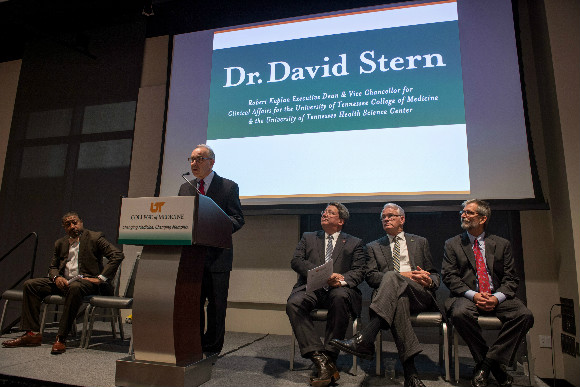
48,229,124,284
365,233,440,290
178,172,245,272
442,232,519,309
290,230,366,314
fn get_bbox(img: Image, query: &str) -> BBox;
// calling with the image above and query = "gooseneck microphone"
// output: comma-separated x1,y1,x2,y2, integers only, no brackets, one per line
181,172,201,195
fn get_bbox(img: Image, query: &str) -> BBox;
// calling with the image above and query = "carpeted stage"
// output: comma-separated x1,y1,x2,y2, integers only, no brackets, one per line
0,322,544,387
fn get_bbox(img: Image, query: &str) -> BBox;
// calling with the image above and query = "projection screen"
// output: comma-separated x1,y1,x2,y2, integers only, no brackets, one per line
160,0,534,206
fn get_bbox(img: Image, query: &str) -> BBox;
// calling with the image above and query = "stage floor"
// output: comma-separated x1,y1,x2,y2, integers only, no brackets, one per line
0,322,544,387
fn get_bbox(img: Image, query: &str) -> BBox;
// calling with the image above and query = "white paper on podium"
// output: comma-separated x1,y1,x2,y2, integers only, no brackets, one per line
306,259,333,292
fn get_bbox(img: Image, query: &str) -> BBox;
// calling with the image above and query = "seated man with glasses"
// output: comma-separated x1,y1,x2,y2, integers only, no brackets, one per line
331,203,439,387
178,144,244,354
442,199,533,387
286,202,366,387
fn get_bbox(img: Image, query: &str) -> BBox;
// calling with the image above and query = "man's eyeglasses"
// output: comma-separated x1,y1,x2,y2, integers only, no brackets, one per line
321,210,339,217
188,156,212,163
459,210,480,216
381,214,403,220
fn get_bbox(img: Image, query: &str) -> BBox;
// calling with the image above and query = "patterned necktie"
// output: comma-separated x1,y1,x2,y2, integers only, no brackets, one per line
473,240,490,293
325,235,334,262
392,236,400,272
198,179,205,195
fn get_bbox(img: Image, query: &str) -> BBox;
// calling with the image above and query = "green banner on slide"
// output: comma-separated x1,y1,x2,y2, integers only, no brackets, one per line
207,21,465,140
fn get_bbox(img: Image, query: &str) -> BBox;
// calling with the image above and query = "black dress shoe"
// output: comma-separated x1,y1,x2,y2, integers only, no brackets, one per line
404,375,427,387
491,364,513,387
329,333,374,360
310,352,339,387
471,368,489,387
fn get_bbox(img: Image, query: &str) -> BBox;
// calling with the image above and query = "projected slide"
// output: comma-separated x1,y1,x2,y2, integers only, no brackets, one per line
206,2,469,199
161,0,535,204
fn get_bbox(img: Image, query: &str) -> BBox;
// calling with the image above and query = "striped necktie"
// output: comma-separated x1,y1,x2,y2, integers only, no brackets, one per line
325,235,334,262
392,236,400,272
198,179,205,195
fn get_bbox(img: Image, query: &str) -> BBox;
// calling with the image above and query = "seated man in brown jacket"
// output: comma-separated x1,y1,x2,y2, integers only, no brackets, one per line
2,212,124,354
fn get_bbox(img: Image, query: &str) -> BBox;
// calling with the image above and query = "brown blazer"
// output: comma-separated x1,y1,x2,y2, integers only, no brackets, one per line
48,229,124,283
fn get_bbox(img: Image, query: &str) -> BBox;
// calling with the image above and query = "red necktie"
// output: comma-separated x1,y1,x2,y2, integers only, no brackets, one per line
473,240,490,293
198,179,205,195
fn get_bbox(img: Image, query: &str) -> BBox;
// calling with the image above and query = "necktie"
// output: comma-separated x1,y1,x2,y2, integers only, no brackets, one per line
198,179,205,195
392,236,400,272
473,240,490,293
325,235,334,262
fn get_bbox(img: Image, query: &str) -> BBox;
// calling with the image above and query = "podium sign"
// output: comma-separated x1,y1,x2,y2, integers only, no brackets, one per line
116,194,233,387
118,196,195,245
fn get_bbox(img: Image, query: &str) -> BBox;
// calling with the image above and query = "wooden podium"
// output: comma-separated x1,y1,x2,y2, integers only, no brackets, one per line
115,194,232,387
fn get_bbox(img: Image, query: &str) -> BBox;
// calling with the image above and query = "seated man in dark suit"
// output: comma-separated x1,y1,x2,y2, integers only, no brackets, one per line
2,212,124,354
331,203,439,387
442,199,534,387
286,202,366,387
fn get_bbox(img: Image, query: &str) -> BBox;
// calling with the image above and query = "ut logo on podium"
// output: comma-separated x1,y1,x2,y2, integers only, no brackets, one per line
150,201,166,213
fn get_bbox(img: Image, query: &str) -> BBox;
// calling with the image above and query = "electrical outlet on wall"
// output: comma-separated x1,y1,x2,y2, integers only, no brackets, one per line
539,335,552,348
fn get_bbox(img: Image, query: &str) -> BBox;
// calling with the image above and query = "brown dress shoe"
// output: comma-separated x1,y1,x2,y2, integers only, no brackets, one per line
51,338,66,354
310,352,339,387
309,357,340,383
2,333,42,347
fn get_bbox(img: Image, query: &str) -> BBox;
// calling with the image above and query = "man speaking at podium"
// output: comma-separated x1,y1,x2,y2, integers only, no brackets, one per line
178,144,245,354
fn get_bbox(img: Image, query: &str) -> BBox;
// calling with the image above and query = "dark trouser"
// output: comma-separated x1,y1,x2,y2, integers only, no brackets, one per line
448,297,534,366
286,286,355,359
370,271,435,363
200,270,231,353
21,277,101,339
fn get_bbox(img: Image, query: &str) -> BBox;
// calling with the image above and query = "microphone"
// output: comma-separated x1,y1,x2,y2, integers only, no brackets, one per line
181,172,201,195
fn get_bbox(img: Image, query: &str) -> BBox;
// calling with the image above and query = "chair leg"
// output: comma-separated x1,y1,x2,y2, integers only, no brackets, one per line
110,309,117,340
117,310,125,341
128,334,134,355
39,303,49,335
351,317,358,375
85,305,97,349
454,329,460,382
442,322,450,382
375,330,382,376
0,300,9,334
526,332,536,386
80,305,91,348
290,329,296,370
